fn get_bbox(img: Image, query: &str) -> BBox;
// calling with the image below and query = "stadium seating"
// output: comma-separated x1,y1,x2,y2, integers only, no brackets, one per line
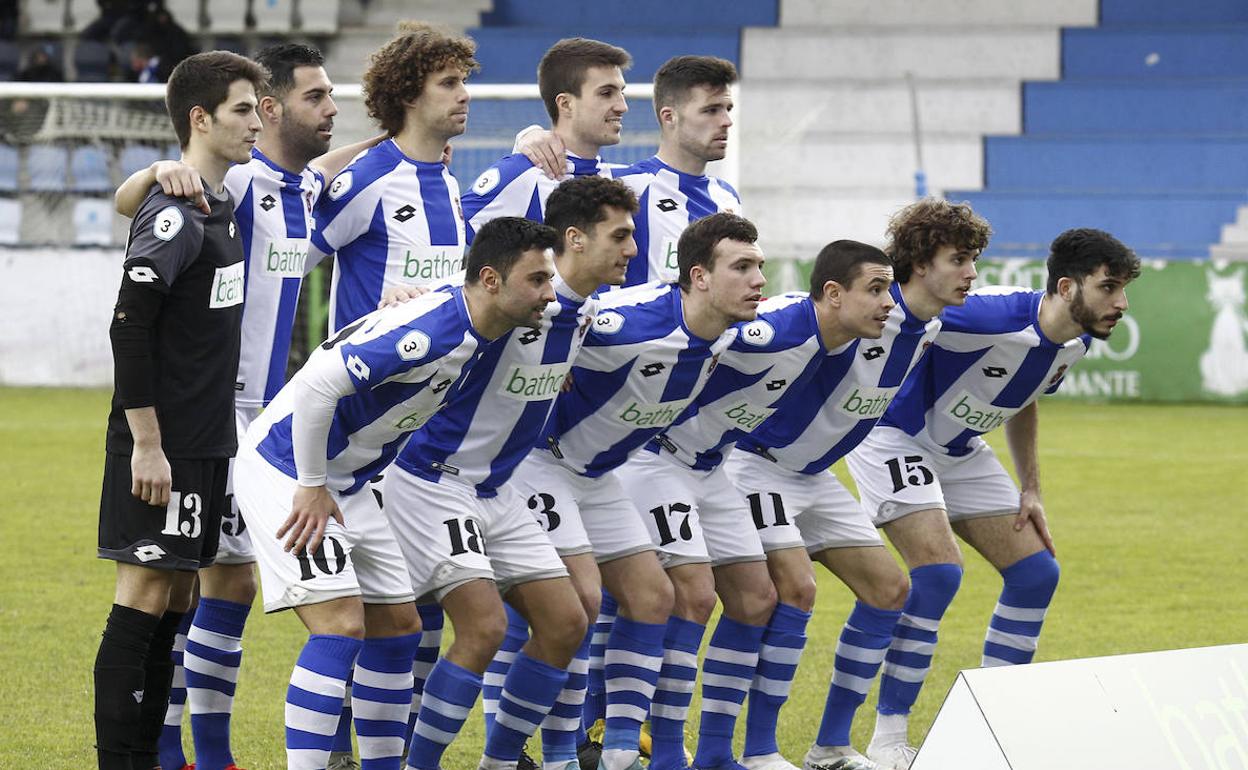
118,144,163,178
71,40,110,82
24,0,66,34
25,144,69,192
0,199,20,245
70,145,111,193
72,197,114,245
0,145,19,193
67,0,98,31
296,0,339,34
0,41,19,79
164,0,203,32
252,0,293,34
203,0,248,34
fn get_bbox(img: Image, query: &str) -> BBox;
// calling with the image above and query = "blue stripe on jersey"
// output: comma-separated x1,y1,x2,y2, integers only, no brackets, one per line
265,180,309,402
419,164,459,247
545,358,635,442
332,200,390,333
679,173,716,222
623,185,653,288
235,179,257,302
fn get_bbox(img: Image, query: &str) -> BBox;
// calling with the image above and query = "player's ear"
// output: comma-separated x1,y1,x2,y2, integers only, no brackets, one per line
478,264,502,293
657,103,676,129
259,94,282,122
188,104,210,135
823,280,843,307
555,92,574,121
1057,275,1076,301
567,226,585,252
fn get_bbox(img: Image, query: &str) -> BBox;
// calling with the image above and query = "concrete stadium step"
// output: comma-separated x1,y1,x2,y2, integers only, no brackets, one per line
743,189,922,252
943,190,1248,258
1023,79,1248,135
322,0,490,84
740,78,1021,135
362,0,492,29
778,0,1095,27
743,27,1062,80
983,135,1248,190
740,134,983,191
1100,0,1248,25
482,0,775,28
1062,27,1248,79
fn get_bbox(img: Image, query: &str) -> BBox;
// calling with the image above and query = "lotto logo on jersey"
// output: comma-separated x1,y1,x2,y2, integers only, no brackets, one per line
499,362,573,402
837,386,899,419
615,398,692,428
209,261,245,309
390,245,465,282
943,390,1018,433
263,238,309,278
719,401,776,431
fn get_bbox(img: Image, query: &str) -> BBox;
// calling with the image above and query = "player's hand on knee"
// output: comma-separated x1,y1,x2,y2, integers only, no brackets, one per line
516,126,567,180
130,445,172,507
280,484,344,555
153,160,209,215
378,282,429,309
1016,489,1055,556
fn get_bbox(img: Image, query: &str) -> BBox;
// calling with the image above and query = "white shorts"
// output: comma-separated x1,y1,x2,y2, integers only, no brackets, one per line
383,467,568,601
509,450,656,563
724,450,882,554
216,406,260,565
845,426,1020,526
233,445,415,613
616,450,765,569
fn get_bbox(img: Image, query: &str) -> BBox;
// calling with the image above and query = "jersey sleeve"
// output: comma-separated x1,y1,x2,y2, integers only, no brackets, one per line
461,154,541,242
310,166,380,258
123,191,208,292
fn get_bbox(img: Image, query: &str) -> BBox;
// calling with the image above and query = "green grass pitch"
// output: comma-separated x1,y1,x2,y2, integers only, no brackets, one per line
2,387,1245,767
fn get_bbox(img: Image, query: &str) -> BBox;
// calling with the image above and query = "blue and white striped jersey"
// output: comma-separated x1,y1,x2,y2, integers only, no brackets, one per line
225,149,325,407
652,293,827,471
541,282,737,477
393,272,597,497
612,156,742,287
311,139,466,333
739,283,942,473
247,287,488,495
880,287,1089,457
461,152,612,242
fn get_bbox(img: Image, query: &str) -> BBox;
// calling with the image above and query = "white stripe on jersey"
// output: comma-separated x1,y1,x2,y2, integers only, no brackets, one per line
393,272,598,497
247,287,488,495
312,140,466,334
739,283,941,473
880,287,1090,456
226,149,324,407
542,282,737,477
461,152,614,242
612,156,742,288
656,293,826,471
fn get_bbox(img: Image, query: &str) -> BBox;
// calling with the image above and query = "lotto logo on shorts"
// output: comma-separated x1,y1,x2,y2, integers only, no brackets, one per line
615,398,692,428
498,362,572,402
943,390,1017,432
719,401,775,431
837,386,899,419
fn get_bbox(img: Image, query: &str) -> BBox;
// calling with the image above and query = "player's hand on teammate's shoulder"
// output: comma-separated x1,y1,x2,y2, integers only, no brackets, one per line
280,484,344,556
153,160,210,215
129,444,171,507
516,125,567,180
378,283,431,309
1016,488,1055,556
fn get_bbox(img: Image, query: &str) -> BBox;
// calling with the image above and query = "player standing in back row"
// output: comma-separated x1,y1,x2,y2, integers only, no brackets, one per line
92,50,265,770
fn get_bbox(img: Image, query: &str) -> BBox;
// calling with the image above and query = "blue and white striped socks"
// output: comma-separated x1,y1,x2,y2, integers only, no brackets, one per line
814,602,900,748
157,611,194,770
983,551,1060,666
407,603,444,746
876,563,962,720
649,616,705,770
602,616,666,767
285,635,363,770
744,602,811,758
484,652,569,764
354,633,421,769
583,591,617,733
541,632,591,765
691,617,765,769
483,604,529,738
406,658,483,769
186,597,251,770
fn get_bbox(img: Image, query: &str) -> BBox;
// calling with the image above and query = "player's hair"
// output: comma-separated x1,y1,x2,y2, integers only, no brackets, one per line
543,177,639,254
363,22,479,136
253,43,324,100
652,55,737,119
677,212,758,291
538,37,632,123
465,217,559,285
886,197,991,283
1045,228,1140,295
166,50,268,149
809,240,893,299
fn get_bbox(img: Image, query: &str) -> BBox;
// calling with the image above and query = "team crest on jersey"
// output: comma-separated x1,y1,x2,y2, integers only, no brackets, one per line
1049,364,1068,386
153,206,184,241
740,319,775,346
707,353,721,374
593,311,625,334
472,167,501,195
396,330,432,361
328,171,353,200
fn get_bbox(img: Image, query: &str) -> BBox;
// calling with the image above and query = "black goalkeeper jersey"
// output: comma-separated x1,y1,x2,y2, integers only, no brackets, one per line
106,184,245,458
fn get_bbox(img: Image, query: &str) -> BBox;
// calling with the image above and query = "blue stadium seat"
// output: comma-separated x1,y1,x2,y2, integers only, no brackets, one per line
1023,81,1248,135
0,41,18,80
118,144,163,178
480,0,776,28
71,145,112,193
0,145,18,193
984,137,1248,191
0,199,20,245
73,40,111,83
252,0,293,34
1062,28,1248,79
1099,0,1248,25
26,145,69,192
73,197,115,246
211,36,248,55
297,0,339,34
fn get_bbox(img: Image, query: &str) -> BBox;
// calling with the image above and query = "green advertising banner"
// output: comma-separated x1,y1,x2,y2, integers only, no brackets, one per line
766,258,1248,404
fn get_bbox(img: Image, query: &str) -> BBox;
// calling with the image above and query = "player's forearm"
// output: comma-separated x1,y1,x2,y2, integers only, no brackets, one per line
1005,401,1041,493
115,166,157,218
309,132,387,180
123,406,162,449
289,356,355,486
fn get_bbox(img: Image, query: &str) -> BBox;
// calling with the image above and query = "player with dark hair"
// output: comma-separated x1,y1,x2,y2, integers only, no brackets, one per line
232,216,558,770
843,225,1139,769
93,49,264,770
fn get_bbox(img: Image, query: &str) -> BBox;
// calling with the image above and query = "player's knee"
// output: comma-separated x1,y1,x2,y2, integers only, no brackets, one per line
1003,550,1060,596
575,580,602,622
737,577,778,626
533,602,589,659
777,568,817,613
619,567,675,622
325,614,366,640
912,562,964,604
870,570,910,611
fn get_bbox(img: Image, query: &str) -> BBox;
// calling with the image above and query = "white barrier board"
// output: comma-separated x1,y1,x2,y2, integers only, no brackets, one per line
913,644,1248,770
